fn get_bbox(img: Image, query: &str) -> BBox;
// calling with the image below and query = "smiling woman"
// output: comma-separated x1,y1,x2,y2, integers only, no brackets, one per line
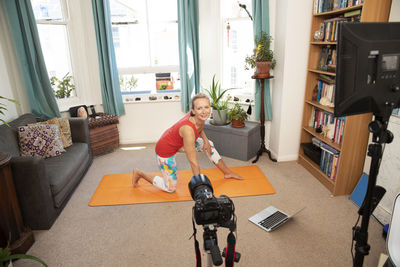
131,93,242,194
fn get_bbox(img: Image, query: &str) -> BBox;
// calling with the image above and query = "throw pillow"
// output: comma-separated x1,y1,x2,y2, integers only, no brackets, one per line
48,118,73,148
57,117,73,147
18,125,65,158
28,121,65,150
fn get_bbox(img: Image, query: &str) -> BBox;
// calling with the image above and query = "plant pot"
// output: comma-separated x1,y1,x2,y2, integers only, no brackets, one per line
212,108,228,125
255,61,272,77
231,119,245,128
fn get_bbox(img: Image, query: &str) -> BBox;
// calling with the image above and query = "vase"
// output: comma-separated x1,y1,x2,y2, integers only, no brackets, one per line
255,61,272,77
231,119,245,128
212,109,228,125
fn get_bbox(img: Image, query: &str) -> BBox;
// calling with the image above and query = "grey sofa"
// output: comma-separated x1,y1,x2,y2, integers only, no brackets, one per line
0,113,92,230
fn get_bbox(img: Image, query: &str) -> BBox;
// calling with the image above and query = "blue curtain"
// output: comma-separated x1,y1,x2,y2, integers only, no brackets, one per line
253,0,272,121
91,0,125,116
177,0,200,113
2,0,60,118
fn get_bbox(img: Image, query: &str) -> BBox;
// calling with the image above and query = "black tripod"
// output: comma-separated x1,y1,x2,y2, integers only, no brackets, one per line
352,107,394,267
202,224,240,267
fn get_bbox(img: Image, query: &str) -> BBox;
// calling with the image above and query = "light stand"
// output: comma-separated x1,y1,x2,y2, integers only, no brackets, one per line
352,106,394,267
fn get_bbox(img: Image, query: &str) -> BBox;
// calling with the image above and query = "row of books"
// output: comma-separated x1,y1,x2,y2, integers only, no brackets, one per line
319,142,340,181
317,46,336,72
309,107,346,145
320,10,361,42
314,0,364,14
313,79,335,107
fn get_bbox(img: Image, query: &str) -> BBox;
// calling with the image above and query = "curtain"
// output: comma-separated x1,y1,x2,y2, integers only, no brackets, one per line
252,0,272,121
2,0,60,118
91,0,125,116
177,0,200,113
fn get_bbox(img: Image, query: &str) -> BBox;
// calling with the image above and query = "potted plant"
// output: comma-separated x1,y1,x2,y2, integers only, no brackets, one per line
204,75,231,125
244,31,276,77
50,73,75,99
0,96,18,126
228,103,248,128
1,236,47,267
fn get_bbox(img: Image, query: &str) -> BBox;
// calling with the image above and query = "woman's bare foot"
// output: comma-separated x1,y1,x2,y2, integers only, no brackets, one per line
224,172,243,180
132,168,141,186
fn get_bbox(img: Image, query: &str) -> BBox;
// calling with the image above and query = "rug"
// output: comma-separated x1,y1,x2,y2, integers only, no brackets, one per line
89,165,275,206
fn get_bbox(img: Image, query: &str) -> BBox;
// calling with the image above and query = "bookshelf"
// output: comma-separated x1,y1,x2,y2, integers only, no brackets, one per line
298,0,392,196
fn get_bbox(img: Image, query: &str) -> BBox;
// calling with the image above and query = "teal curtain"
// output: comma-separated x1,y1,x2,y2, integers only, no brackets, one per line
253,0,272,121
2,0,60,118
177,0,200,113
91,0,125,116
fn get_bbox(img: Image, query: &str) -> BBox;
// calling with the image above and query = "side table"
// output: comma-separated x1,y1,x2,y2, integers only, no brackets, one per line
0,152,34,254
252,74,277,163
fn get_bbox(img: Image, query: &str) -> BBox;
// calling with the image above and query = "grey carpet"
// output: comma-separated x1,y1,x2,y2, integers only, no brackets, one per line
15,144,387,266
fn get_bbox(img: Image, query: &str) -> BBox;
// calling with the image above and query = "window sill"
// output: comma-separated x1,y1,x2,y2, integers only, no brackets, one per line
123,92,181,104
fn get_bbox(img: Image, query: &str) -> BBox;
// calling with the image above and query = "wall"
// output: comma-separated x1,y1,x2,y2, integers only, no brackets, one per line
270,0,312,161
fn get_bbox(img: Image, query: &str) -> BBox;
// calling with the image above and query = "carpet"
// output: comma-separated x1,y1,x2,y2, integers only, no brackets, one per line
89,165,275,206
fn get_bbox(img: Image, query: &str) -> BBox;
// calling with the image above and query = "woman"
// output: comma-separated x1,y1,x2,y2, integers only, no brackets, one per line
132,93,242,193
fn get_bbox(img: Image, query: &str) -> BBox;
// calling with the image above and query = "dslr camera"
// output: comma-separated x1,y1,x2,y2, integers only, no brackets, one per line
189,174,234,227
188,174,240,266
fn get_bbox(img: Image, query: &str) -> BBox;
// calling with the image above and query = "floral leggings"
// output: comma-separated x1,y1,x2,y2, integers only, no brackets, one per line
153,138,222,193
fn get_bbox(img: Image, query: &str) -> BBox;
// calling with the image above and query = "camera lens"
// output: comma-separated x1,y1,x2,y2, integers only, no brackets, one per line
188,174,214,200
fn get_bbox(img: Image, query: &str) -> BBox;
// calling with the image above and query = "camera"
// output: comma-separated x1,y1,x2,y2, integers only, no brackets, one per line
188,174,240,266
188,174,234,227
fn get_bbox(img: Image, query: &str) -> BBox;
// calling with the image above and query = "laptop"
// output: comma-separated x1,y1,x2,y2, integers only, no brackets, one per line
248,206,305,232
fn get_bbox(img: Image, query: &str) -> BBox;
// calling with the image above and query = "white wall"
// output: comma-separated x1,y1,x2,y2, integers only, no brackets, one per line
270,0,312,161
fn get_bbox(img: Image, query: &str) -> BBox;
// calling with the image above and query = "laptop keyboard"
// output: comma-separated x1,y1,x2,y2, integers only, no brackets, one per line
258,211,288,230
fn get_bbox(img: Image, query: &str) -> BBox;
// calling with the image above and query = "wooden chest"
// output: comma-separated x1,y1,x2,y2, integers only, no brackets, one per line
89,124,119,156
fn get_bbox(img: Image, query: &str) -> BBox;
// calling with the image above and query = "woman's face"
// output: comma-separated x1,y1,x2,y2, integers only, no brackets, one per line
192,98,211,121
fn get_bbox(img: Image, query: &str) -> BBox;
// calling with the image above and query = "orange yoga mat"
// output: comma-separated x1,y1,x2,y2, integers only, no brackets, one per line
89,165,275,206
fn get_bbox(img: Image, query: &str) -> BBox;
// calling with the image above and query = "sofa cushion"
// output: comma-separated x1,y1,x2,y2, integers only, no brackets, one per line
18,124,65,158
45,142,90,207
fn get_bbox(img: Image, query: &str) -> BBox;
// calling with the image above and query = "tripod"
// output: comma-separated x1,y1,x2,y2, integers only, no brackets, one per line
202,224,240,267
352,107,394,267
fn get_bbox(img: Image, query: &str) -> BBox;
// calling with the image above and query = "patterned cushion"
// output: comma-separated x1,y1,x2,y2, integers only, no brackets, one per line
29,117,73,148
48,118,73,148
18,125,65,158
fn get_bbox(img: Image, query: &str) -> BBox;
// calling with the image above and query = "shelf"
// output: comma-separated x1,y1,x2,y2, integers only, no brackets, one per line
305,100,334,114
309,69,336,76
302,126,341,151
313,4,363,16
298,154,335,192
311,41,337,45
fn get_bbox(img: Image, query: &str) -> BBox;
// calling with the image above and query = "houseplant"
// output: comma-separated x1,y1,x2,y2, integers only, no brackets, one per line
244,31,276,77
50,73,75,99
228,103,248,128
1,235,47,267
0,96,18,126
204,75,231,125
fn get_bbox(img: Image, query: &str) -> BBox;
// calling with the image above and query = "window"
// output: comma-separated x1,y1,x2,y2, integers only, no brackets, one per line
221,0,254,96
110,0,180,95
31,0,76,99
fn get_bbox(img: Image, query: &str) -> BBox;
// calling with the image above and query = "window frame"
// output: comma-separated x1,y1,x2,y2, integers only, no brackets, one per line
110,0,180,95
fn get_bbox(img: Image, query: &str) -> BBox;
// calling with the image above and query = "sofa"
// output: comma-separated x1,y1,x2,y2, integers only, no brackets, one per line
0,113,93,230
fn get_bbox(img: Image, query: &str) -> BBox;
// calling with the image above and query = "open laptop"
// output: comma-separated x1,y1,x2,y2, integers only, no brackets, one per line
248,206,305,232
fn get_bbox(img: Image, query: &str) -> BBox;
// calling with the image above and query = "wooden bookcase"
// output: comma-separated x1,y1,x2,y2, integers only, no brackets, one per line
298,0,392,196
